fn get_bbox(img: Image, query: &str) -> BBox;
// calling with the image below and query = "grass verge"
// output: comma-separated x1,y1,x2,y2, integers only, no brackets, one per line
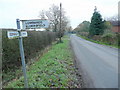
77,34,119,49
4,36,81,88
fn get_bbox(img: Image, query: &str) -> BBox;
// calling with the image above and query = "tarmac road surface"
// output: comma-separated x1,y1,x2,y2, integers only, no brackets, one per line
70,34,118,88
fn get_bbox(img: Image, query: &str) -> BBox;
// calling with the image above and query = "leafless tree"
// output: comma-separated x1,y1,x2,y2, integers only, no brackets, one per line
105,14,119,22
39,4,70,33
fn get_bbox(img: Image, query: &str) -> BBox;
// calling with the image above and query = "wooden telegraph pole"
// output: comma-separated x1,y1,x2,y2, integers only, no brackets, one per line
59,3,62,43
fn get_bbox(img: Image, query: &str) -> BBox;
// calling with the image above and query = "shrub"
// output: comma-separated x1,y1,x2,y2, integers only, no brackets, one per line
101,33,117,45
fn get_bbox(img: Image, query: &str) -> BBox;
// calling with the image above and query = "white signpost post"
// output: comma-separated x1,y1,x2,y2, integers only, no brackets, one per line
16,19,28,88
7,19,28,88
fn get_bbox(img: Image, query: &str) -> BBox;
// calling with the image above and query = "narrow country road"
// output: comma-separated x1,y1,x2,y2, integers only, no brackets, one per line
70,34,118,88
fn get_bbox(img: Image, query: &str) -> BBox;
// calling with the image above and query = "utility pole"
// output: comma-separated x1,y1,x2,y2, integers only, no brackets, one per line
59,3,62,42
54,15,58,32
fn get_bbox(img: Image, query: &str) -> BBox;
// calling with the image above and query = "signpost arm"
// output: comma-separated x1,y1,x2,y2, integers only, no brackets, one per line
16,19,28,88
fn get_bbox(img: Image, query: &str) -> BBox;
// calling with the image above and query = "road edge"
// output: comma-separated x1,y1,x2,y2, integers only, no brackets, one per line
69,38,85,88
69,35,95,88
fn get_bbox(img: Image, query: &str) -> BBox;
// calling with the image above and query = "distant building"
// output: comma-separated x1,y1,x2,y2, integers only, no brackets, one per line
110,21,120,33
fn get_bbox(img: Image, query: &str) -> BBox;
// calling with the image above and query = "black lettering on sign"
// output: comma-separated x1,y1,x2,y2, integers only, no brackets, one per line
10,33,18,36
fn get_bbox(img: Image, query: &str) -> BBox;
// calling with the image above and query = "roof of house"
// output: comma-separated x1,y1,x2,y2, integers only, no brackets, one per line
110,21,120,26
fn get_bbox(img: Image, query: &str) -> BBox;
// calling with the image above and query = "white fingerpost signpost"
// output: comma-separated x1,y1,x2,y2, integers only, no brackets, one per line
7,19,28,88
16,19,28,88
7,18,49,88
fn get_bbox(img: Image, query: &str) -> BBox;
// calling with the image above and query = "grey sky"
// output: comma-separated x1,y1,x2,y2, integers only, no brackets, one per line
0,0,119,29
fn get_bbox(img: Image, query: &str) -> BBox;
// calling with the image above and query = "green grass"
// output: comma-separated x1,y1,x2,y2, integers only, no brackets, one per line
77,35,119,48
4,36,80,88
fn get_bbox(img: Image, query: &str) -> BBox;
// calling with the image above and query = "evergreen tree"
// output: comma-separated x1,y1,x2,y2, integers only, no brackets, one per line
89,7,104,36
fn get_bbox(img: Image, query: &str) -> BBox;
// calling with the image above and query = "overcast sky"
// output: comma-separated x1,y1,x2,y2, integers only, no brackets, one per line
0,0,119,29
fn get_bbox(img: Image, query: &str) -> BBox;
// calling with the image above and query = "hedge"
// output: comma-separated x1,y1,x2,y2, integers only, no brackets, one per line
2,29,56,84
78,31,120,48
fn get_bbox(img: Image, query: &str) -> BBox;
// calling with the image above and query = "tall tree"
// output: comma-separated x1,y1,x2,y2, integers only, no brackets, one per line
39,4,69,33
89,6,104,36
79,21,90,32
46,4,60,32
74,21,90,35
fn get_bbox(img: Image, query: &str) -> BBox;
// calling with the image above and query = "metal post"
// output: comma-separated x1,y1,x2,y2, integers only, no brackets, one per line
16,19,28,88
